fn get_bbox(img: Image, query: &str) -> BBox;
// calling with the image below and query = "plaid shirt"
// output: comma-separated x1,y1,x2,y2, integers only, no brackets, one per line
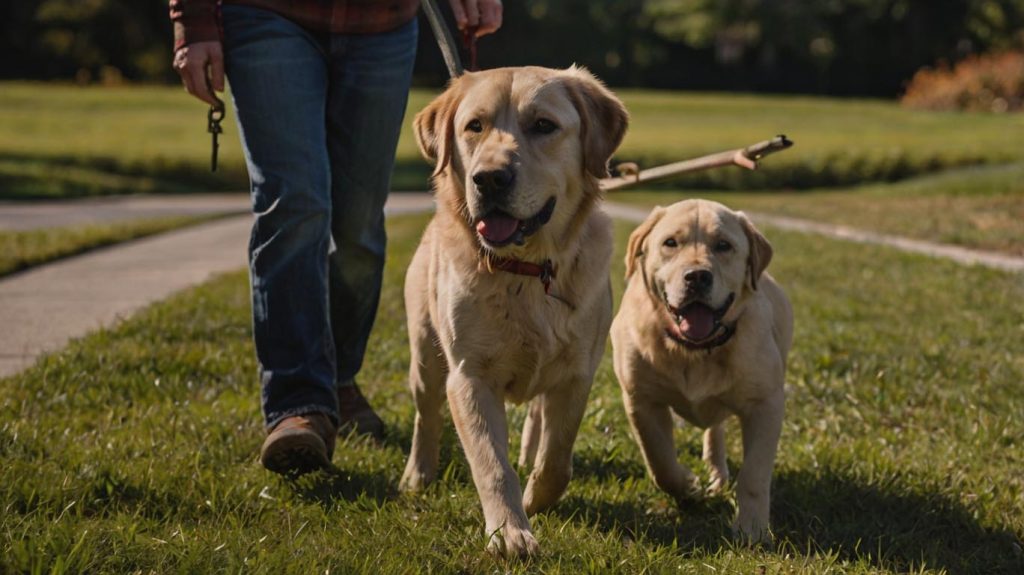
169,0,420,50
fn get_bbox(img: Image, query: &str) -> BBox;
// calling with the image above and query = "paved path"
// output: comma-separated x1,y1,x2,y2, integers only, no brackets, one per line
603,203,1024,273
2,193,1021,378
0,192,434,377
0,194,250,231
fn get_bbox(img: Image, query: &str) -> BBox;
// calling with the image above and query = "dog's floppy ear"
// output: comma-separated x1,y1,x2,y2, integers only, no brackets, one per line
564,66,629,179
625,206,666,279
414,80,463,177
738,212,773,291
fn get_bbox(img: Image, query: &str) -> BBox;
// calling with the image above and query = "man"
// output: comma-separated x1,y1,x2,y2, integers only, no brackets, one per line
169,0,502,475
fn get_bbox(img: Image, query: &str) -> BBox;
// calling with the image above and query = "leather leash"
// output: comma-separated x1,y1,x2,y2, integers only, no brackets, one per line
422,0,478,77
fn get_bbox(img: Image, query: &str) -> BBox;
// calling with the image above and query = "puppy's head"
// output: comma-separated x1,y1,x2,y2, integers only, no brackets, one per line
625,200,772,345
414,66,628,254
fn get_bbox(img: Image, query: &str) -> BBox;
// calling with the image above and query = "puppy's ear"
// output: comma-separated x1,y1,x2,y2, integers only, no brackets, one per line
414,80,463,176
564,66,629,178
739,212,773,291
625,206,666,279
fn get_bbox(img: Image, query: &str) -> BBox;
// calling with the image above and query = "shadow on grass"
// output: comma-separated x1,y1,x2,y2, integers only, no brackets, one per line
553,463,1023,574
771,468,1024,574
288,465,396,508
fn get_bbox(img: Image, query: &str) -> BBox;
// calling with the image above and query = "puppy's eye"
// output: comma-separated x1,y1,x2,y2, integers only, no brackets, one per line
714,239,733,253
466,119,483,133
531,118,558,135
663,238,678,248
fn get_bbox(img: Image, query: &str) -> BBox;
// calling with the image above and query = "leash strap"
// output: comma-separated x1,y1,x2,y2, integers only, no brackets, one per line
462,26,479,72
422,0,465,78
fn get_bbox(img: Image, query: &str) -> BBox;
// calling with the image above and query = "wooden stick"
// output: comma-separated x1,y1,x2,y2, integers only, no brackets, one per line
600,135,793,192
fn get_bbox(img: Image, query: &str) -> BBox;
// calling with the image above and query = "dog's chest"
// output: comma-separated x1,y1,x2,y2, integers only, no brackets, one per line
653,355,737,427
443,280,578,402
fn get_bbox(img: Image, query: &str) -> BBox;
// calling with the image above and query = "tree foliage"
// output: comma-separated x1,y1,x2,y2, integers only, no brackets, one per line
2,0,1023,96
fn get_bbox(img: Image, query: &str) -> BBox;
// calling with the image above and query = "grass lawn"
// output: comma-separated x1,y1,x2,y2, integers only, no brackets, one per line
2,213,1021,573
0,214,233,278
2,82,1021,195
613,162,1024,256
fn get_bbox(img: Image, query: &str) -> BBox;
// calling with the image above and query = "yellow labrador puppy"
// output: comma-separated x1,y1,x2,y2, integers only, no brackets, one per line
400,66,628,556
611,200,792,543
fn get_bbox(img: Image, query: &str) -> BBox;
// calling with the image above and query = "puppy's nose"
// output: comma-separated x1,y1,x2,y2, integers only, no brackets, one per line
472,167,516,196
684,268,713,293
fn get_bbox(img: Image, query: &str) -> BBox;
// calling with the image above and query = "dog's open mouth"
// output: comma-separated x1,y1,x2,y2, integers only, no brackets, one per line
475,197,556,247
665,293,735,344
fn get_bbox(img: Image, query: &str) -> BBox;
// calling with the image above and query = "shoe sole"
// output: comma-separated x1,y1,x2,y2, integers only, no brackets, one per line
260,427,331,476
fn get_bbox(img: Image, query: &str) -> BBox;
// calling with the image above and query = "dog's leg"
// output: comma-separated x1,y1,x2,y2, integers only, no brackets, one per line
624,395,703,502
734,392,784,543
447,372,538,557
399,322,448,492
522,378,590,515
517,397,543,471
703,424,729,493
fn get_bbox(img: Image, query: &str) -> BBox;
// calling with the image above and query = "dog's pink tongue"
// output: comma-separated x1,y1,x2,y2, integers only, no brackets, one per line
679,304,715,341
476,214,520,243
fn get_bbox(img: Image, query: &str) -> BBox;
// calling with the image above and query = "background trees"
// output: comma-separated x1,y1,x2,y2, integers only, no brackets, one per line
2,0,1022,97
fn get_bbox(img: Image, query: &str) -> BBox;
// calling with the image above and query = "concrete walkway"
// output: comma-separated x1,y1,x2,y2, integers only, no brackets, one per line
2,192,1021,378
0,192,434,377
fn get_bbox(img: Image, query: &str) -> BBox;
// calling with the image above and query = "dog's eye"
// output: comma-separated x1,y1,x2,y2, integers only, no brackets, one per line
663,238,678,248
714,239,733,253
466,119,483,133
531,118,558,135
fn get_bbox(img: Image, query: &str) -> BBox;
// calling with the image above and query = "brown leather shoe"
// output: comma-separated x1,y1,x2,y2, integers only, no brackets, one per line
337,381,385,441
260,413,337,476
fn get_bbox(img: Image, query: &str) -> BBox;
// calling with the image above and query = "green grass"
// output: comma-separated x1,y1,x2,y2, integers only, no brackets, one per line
615,163,1024,256
2,82,1022,196
2,213,1021,573
0,214,230,278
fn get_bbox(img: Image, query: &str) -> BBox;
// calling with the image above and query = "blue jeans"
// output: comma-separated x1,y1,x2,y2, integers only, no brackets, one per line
222,5,417,429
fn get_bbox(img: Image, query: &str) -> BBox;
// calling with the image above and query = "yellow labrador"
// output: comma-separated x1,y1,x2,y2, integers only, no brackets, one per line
400,66,628,556
611,199,793,542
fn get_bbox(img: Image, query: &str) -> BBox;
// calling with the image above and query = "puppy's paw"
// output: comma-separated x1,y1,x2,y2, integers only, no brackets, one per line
707,469,729,495
487,525,540,558
668,474,705,505
731,518,773,548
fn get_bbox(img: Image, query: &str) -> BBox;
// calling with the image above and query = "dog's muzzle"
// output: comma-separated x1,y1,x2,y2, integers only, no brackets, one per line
664,292,735,348
474,197,556,248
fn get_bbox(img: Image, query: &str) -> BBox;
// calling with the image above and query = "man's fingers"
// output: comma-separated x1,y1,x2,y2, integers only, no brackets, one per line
463,0,480,28
172,43,223,106
208,44,225,93
188,65,217,106
477,1,502,36
448,0,467,29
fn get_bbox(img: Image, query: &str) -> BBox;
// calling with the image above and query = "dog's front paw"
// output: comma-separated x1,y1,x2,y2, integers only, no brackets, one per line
399,459,436,492
487,525,540,558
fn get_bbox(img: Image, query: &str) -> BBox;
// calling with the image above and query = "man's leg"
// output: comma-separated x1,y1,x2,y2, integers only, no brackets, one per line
222,5,339,471
324,19,418,438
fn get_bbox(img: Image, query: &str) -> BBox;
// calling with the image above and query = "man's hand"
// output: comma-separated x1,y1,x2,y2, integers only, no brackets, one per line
448,0,503,37
173,41,225,106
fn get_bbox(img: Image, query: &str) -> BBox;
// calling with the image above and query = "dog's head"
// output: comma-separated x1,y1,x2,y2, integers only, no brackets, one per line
415,66,627,255
625,200,773,345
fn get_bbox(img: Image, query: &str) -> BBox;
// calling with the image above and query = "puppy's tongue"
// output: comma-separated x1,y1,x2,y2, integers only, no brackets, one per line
476,213,520,243
678,304,715,341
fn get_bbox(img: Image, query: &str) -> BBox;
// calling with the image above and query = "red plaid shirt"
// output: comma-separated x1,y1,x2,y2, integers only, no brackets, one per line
169,0,421,50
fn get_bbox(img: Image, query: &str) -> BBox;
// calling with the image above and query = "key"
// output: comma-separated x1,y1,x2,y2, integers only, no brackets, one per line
207,101,224,172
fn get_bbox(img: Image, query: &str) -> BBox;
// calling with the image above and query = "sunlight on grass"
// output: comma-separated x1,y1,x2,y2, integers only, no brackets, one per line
1,213,1021,573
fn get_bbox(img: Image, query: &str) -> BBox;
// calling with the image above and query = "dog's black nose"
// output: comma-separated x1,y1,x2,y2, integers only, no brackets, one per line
684,269,713,293
472,167,516,196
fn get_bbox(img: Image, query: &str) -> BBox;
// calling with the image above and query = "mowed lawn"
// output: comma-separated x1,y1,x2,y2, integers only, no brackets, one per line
2,81,1022,194
2,212,1021,573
